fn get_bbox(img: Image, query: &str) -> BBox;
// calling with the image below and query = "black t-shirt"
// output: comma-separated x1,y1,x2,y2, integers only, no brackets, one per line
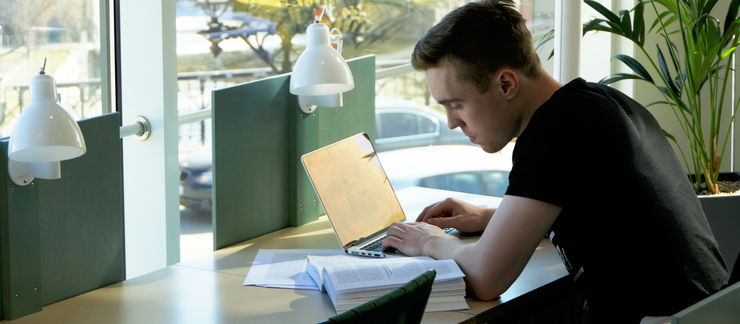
506,78,728,322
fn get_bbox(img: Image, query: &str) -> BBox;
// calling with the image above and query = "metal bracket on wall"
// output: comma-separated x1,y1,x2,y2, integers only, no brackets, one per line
119,115,152,141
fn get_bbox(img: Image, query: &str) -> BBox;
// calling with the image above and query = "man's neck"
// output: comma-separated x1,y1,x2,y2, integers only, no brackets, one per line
515,68,563,136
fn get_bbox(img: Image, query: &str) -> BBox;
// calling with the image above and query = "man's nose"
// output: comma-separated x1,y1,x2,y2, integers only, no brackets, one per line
447,113,462,129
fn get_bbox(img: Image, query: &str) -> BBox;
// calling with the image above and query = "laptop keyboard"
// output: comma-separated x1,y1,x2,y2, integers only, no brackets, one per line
359,228,455,252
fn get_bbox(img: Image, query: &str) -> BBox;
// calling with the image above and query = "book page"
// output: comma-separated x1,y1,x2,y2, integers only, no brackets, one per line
244,249,344,289
307,254,464,292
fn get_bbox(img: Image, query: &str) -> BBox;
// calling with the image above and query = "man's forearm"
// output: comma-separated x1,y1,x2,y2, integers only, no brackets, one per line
425,237,510,301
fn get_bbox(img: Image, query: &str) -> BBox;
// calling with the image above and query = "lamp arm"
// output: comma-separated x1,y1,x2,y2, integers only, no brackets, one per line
330,28,343,54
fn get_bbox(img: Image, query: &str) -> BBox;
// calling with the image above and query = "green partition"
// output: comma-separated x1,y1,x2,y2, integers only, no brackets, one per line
0,112,125,319
212,55,376,249
0,145,41,319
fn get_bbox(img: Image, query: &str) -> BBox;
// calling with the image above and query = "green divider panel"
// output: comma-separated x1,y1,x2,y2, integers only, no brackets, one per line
0,112,124,319
0,143,41,319
212,55,375,249
37,113,125,305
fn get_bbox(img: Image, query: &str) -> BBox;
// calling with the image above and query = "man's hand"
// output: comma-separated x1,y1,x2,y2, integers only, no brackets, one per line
416,198,495,233
382,222,452,257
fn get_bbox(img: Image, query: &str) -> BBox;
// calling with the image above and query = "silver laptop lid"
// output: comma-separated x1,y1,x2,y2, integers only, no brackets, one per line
301,133,406,248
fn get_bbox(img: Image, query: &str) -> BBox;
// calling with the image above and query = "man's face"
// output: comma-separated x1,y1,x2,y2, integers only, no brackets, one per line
425,63,519,153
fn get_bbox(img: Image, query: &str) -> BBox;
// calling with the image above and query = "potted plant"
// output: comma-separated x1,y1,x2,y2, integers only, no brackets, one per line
583,0,740,267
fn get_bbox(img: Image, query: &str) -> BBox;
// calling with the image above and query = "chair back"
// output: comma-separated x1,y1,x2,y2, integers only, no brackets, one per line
321,269,437,324
671,281,740,324
729,250,740,286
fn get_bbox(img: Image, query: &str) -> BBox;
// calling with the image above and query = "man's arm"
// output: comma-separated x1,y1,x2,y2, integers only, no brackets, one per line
383,195,560,300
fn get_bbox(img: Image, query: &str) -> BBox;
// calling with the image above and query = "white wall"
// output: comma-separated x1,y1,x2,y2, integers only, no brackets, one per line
119,0,180,278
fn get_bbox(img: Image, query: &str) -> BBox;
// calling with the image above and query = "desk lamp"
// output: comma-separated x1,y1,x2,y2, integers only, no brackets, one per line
289,8,354,113
7,59,86,186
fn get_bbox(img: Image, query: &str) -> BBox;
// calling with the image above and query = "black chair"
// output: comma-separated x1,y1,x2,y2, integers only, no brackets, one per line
728,250,740,286
320,269,436,324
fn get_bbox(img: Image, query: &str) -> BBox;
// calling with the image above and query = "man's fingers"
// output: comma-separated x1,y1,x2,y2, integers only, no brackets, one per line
417,200,452,223
416,203,438,222
385,222,406,237
427,215,464,229
382,235,403,250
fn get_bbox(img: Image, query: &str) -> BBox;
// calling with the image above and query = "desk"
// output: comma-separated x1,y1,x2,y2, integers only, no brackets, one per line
4,188,570,324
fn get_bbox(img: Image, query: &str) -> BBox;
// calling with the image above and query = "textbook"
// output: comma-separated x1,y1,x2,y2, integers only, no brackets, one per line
306,254,469,313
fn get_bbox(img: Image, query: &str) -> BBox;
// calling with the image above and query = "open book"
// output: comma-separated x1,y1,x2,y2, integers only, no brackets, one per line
306,254,469,313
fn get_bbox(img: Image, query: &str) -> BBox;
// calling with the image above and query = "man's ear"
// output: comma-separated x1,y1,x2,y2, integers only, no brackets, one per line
496,68,519,99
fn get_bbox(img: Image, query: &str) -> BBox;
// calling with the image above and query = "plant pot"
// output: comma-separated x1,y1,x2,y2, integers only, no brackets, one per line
698,172,740,272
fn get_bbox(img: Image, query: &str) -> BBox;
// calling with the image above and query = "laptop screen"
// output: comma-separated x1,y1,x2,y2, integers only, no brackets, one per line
301,133,406,247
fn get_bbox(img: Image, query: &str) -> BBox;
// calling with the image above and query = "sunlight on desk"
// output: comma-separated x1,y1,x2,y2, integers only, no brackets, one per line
181,232,214,261
276,216,336,240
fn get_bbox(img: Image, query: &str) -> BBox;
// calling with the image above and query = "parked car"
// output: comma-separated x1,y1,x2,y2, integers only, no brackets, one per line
179,98,477,209
377,143,515,197
179,148,213,210
375,98,471,152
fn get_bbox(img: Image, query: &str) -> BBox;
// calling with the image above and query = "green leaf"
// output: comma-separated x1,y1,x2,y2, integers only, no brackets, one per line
721,45,737,59
583,19,616,35
663,129,678,144
585,0,622,26
656,45,680,96
649,11,674,33
656,86,689,113
614,54,654,83
599,73,647,85
725,0,740,33
620,9,634,40
660,35,682,78
535,35,554,51
645,100,674,108
702,0,719,17
634,0,645,45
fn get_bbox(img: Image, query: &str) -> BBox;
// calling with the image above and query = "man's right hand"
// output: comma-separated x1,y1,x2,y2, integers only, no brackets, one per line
415,197,495,233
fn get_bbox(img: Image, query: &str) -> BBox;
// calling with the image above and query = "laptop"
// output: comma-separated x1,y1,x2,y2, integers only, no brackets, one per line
301,133,407,258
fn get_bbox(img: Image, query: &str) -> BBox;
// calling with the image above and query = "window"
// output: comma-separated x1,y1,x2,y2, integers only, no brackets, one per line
421,172,483,195
0,0,107,138
174,0,586,261
377,111,437,139
419,171,510,197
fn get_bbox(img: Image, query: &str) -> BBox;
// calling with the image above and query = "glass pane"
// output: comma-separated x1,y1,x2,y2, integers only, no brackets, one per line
420,172,483,195
481,171,510,197
527,0,556,77
380,112,419,138
0,0,104,138
175,0,553,259
416,114,436,134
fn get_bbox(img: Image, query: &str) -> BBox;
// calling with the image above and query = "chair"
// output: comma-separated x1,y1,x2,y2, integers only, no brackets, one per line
670,280,740,324
320,269,436,324
728,250,740,286
641,251,740,324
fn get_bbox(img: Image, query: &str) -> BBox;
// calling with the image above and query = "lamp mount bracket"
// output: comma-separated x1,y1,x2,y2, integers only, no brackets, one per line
133,115,152,141
8,159,34,186
297,96,318,114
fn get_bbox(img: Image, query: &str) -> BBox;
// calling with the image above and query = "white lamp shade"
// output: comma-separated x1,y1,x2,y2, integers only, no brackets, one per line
8,73,86,163
290,22,354,96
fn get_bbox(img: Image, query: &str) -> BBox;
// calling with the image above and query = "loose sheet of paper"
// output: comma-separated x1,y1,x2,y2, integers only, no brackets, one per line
243,249,345,290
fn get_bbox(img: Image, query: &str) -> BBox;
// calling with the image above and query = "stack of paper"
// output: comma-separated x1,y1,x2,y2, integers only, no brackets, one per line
243,249,344,289
306,254,468,313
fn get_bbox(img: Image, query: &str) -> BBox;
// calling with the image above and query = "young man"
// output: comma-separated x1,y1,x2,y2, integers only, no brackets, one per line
381,0,728,322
